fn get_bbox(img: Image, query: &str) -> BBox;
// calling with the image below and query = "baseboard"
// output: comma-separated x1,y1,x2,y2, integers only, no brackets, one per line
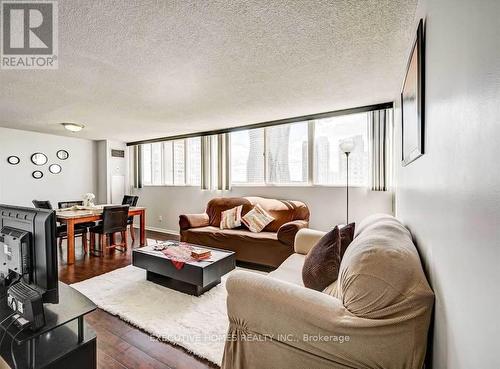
134,225,180,236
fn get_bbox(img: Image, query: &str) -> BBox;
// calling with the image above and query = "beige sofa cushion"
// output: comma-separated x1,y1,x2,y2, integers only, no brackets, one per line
268,253,305,286
186,225,278,240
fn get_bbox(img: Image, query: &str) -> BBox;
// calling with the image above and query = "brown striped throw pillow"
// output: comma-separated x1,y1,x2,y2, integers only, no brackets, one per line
241,204,274,233
220,205,243,229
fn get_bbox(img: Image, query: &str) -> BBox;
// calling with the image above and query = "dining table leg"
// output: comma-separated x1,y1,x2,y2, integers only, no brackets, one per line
139,210,146,246
67,219,75,265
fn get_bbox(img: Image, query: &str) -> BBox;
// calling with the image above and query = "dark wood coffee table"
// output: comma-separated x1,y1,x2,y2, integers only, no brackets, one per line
132,242,236,296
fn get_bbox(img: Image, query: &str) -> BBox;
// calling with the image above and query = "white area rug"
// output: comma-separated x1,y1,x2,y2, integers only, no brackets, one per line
71,264,261,366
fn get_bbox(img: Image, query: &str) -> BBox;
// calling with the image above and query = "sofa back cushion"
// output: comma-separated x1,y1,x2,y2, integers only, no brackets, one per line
245,197,309,232
206,197,309,232
333,214,434,319
206,198,254,228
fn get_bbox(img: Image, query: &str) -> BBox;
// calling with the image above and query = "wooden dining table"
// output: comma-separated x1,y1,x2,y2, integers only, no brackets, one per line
56,206,146,265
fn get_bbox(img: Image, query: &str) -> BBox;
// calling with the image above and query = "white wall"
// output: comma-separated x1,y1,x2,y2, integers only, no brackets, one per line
96,141,108,204
0,127,98,207
394,1,500,368
131,185,393,233
96,140,128,204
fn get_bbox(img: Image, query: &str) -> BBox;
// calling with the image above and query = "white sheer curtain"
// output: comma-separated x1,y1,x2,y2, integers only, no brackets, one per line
200,134,230,190
217,133,231,190
368,109,392,191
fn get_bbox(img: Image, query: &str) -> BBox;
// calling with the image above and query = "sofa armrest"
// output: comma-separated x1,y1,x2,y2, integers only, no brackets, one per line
277,220,309,246
294,228,326,255
179,213,210,230
225,271,361,364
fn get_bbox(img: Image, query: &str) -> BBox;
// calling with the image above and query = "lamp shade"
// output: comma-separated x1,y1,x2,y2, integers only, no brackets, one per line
62,122,85,132
339,139,355,154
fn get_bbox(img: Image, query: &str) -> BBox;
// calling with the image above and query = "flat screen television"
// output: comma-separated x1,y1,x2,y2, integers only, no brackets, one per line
0,204,59,304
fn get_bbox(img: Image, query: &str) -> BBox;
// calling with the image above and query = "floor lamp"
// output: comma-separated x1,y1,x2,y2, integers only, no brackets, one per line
340,140,355,224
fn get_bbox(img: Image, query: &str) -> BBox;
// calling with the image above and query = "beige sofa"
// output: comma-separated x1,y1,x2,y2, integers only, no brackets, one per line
222,214,434,369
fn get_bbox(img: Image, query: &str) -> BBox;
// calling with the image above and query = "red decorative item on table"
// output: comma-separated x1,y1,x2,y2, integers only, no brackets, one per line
154,241,212,270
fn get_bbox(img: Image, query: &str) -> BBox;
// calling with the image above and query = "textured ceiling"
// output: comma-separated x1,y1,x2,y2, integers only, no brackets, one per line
0,0,417,142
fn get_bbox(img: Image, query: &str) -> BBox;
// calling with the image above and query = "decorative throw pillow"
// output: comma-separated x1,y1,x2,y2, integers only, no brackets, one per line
339,222,356,259
302,226,341,291
302,223,356,291
220,205,243,230
241,204,275,233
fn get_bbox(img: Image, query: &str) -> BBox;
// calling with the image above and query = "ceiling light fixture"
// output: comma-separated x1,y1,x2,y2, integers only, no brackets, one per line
61,122,85,132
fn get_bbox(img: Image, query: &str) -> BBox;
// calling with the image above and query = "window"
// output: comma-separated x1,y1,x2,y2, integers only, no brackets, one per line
173,140,185,184
266,122,308,184
139,109,378,188
163,141,173,184
229,113,369,186
230,122,308,185
141,137,201,186
142,144,152,185
230,129,265,184
313,113,369,186
151,143,162,185
186,137,201,185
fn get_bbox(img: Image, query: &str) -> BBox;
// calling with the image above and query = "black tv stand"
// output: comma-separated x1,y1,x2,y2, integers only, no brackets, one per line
0,282,97,369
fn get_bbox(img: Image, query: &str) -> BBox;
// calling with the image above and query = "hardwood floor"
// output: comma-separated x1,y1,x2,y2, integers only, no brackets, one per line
58,228,217,369
57,228,172,285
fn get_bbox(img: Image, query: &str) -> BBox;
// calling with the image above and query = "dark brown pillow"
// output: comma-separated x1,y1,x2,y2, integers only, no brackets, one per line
339,222,356,259
302,223,355,291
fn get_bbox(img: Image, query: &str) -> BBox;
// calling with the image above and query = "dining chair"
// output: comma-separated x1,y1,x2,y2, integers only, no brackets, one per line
122,195,139,243
58,200,83,209
32,200,53,210
89,205,129,256
32,200,89,253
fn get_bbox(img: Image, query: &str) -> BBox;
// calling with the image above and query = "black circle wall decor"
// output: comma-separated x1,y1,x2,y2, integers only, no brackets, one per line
31,153,48,166
49,164,62,174
32,170,44,179
7,156,20,165
56,150,69,160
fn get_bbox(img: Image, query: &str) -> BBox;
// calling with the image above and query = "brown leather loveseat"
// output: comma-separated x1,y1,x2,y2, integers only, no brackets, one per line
179,197,310,268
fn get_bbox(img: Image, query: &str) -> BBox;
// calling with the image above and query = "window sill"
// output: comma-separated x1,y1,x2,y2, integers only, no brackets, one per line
141,184,201,188
230,183,372,189
140,184,387,191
